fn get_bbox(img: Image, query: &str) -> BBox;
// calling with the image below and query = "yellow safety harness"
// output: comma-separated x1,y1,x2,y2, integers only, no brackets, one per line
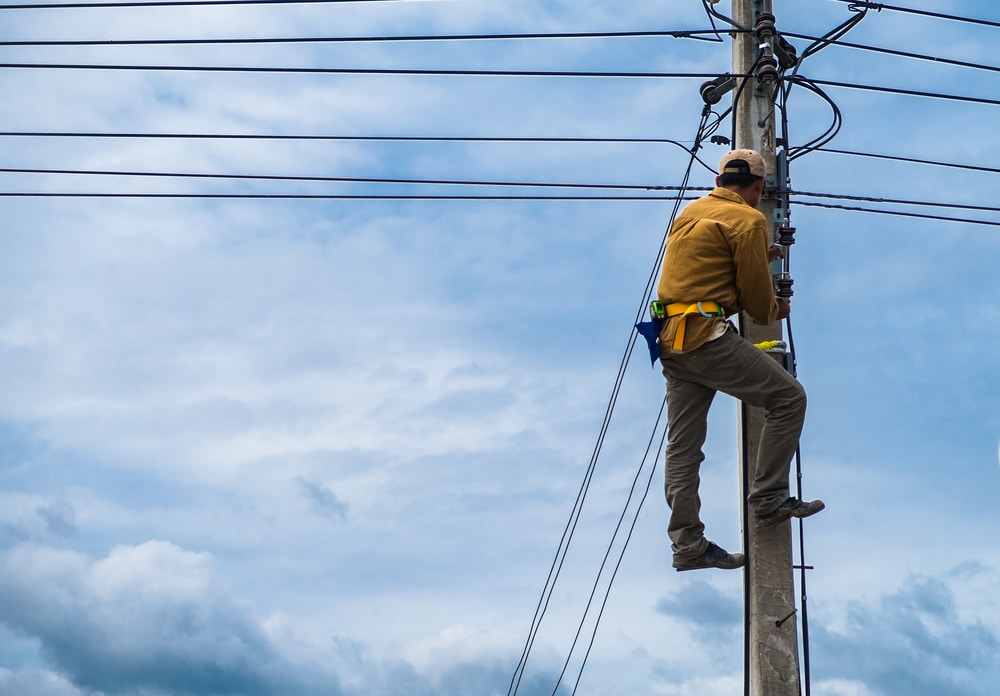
664,301,725,352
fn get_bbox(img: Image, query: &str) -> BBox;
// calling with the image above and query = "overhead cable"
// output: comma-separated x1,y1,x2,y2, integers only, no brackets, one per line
812,147,1000,175
792,200,1000,227
0,0,419,9
791,189,1000,214
0,29,727,47
10,132,997,179
0,192,697,201
7,61,993,109
796,0,868,62
507,108,713,696
783,31,1000,75
0,166,717,190
700,0,750,33
830,0,1000,31
0,63,726,79
0,132,704,145
783,75,842,160
4,170,999,219
805,76,1000,107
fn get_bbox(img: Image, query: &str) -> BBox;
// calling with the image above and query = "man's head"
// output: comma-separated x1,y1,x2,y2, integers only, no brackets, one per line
716,149,766,207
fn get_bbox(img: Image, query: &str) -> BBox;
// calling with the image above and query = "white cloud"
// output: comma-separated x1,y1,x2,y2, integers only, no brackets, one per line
1,2,1000,695
811,571,1000,696
0,542,297,695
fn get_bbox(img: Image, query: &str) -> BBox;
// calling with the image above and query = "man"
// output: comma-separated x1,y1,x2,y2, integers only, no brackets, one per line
657,149,824,572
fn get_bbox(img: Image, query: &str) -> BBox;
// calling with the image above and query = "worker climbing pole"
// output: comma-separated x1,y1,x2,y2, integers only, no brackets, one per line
508,2,874,694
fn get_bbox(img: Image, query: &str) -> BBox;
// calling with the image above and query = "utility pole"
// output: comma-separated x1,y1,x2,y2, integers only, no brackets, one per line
732,0,802,694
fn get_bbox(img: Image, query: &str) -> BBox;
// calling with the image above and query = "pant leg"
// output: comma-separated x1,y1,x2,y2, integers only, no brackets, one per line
666,329,807,516
662,361,717,560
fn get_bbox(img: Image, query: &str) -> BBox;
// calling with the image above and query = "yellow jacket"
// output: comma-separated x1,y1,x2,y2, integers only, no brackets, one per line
657,187,779,356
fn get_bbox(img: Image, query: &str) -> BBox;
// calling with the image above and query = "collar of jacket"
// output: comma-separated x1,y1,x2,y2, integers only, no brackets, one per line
709,187,751,205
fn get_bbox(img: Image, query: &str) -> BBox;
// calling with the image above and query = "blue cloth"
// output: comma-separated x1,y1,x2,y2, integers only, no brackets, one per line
635,319,663,366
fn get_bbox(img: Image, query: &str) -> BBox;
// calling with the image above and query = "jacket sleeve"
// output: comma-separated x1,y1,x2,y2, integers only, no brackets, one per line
731,221,779,325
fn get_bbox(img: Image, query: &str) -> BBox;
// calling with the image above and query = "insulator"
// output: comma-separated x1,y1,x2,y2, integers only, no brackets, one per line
754,12,777,41
755,55,779,85
700,74,736,105
775,35,799,70
700,80,722,105
776,225,797,246
775,274,795,299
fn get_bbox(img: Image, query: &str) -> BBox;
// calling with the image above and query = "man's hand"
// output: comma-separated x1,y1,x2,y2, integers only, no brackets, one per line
776,298,791,320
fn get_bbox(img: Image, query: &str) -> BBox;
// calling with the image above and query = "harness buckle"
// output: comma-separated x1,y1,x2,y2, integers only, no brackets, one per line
696,301,722,317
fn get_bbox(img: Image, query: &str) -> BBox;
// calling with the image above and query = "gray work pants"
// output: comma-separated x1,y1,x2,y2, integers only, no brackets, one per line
661,327,807,561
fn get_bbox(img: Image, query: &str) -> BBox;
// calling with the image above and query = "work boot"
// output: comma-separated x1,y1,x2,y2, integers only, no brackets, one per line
755,496,825,529
673,541,745,572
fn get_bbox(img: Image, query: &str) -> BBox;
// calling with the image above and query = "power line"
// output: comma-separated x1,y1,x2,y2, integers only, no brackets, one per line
0,0,417,10
0,63,724,79
506,105,716,696
0,192,697,200
811,147,1000,176
5,167,1000,217
783,31,1000,75
5,131,998,179
0,165,712,191
0,29,724,47
3,190,997,228
793,200,1000,227
3,58,996,109
830,0,1000,31
0,132,706,147
804,77,1000,108
790,189,1000,215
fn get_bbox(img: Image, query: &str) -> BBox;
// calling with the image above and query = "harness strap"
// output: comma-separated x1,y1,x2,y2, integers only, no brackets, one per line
665,301,725,352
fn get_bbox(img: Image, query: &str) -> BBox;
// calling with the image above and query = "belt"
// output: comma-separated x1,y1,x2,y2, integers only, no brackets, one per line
665,301,724,352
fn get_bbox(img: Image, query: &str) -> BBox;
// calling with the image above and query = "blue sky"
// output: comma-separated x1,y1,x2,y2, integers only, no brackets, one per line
0,1,998,695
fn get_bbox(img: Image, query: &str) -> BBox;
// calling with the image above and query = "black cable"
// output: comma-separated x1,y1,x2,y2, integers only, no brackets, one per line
506,174,702,694
509,107,710,696
783,76,842,161
570,401,668,696
796,1,869,62
0,63,728,80
791,189,1000,214
783,316,813,696
791,199,1000,227
831,0,1000,31
0,166,716,192
811,146,1000,176
0,192,700,200
553,392,665,696
4,181,997,219
0,29,726,47
783,31,1000,75
560,109,712,695
0,0,416,9
806,76,1000,107
701,0,750,33
0,132,706,146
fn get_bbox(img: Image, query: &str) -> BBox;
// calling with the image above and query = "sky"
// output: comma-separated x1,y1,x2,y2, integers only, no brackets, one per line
0,0,998,695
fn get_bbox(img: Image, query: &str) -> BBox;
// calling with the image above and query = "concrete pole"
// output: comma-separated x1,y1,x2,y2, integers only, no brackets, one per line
732,1,802,694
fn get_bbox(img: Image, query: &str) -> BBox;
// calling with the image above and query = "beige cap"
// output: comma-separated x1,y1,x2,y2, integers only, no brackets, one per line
719,149,766,178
